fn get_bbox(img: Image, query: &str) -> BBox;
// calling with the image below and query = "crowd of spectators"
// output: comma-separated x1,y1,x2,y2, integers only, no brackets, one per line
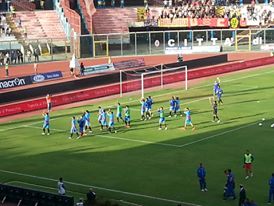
144,0,274,27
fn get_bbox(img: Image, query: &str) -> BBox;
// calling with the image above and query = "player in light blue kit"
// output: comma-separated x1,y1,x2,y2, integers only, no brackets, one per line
69,116,79,139
183,107,195,130
158,107,167,130
169,96,176,117
42,112,50,135
140,98,146,120
100,109,108,131
107,109,117,133
124,105,131,128
98,106,103,125
84,110,93,133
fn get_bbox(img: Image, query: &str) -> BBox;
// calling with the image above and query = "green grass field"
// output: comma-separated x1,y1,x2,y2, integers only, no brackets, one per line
0,66,274,206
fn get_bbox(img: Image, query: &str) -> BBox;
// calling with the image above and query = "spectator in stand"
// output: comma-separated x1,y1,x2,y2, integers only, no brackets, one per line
120,0,124,8
0,52,4,65
10,50,16,64
34,48,40,62
111,0,115,7
23,26,27,39
27,49,32,63
80,62,85,76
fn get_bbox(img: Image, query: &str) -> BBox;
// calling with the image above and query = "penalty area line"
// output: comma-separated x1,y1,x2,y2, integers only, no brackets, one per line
0,169,201,206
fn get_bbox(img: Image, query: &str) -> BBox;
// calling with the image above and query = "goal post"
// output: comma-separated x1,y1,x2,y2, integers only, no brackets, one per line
119,65,188,98
141,65,188,98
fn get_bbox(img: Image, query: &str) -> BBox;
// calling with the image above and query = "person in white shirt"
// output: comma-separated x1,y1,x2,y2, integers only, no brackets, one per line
57,177,66,195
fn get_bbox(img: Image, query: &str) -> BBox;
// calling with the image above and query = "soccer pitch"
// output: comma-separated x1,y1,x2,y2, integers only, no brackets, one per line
0,66,274,206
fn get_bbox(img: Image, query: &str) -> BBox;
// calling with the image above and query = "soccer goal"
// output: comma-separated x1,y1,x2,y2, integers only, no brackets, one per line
119,65,188,98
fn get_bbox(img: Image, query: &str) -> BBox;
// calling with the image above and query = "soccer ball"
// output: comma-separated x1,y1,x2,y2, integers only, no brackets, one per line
271,124,274,128
258,123,262,126
262,118,265,121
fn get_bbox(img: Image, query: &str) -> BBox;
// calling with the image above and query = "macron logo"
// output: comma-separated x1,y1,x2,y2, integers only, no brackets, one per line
0,78,26,89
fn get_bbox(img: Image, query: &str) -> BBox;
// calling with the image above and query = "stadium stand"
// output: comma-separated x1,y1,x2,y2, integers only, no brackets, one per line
92,8,137,34
14,11,66,39
11,0,36,11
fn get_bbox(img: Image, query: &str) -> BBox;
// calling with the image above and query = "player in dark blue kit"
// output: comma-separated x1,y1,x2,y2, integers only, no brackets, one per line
216,87,223,105
224,169,236,200
197,163,207,192
145,97,152,120
147,96,153,117
169,96,176,117
213,78,220,96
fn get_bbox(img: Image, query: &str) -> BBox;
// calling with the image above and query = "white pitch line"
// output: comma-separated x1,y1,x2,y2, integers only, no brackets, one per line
23,125,181,148
0,169,201,206
0,118,60,133
179,121,258,148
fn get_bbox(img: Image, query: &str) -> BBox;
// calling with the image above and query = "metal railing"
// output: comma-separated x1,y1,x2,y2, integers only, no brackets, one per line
0,28,273,64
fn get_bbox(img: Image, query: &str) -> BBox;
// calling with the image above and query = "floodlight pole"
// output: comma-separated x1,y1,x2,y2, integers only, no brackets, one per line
141,73,144,99
120,70,122,97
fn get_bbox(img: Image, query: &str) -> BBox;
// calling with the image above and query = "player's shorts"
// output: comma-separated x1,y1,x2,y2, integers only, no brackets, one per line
70,127,78,133
159,117,165,124
47,103,52,111
244,163,252,170
147,106,152,111
125,116,130,122
141,109,145,115
101,120,107,126
108,122,114,127
175,107,180,112
169,106,175,111
213,110,218,115
85,120,90,127
145,107,149,112
185,119,192,125
79,127,84,133
43,123,49,129
116,113,122,118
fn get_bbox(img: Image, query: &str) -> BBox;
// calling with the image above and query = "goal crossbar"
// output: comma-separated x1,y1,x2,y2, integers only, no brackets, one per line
141,65,188,98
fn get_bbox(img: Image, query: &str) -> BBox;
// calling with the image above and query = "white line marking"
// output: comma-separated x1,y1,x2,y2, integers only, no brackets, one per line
6,181,84,195
179,122,257,148
0,118,60,133
0,169,201,206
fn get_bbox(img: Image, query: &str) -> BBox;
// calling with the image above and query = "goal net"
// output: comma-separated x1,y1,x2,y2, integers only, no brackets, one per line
119,65,188,98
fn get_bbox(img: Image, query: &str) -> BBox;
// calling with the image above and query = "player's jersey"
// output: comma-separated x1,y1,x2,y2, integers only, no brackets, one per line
98,108,103,121
140,101,146,112
108,113,114,123
175,99,180,110
46,96,51,104
217,88,223,98
101,112,107,122
44,114,50,124
125,108,130,117
213,103,218,113
71,119,77,128
213,82,219,94
184,110,191,120
117,105,122,114
78,117,85,128
85,112,90,121
158,110,164,118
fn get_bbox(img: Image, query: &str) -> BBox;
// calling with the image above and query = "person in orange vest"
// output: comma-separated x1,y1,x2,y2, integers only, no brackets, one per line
46,94,52,112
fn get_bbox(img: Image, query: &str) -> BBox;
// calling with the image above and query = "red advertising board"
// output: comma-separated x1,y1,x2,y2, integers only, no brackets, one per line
1,56,274,117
